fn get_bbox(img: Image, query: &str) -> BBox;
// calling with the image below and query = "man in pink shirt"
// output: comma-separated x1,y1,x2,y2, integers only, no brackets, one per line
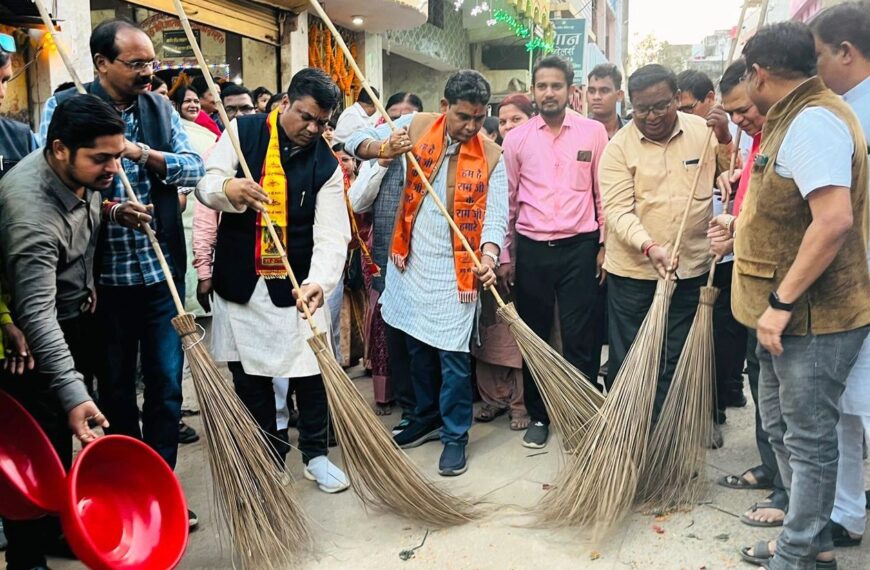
502,55,609,449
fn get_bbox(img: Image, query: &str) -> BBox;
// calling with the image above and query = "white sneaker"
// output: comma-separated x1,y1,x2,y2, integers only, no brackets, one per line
303,456,350,494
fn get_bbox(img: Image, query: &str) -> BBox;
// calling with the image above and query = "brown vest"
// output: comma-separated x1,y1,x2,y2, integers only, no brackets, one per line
406,112,503,215
732,77,870,335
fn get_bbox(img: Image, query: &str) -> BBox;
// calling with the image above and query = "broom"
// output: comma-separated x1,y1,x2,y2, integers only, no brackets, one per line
536,132,716,533
32,2,312,567
170,0,479,527
306,0,605,448
635,0,770,510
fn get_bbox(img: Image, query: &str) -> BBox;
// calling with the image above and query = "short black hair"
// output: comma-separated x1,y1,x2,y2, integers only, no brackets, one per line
533,54,575,86
45,94,126,156
811,1,870,60
588,63,622,90
742,21,816,79
483,116,499,136
385,91,424,112
357,86,380,105
252,86,272,100
677,69,714,102
190,76,212,98
150,76,166,90
90,18,142,62
443,70,491,106
719,59,747,97
331,142,346,154
627,64,678,98
286,68,340,111
53,81,76,95
220,83,253,102
0,50,10,68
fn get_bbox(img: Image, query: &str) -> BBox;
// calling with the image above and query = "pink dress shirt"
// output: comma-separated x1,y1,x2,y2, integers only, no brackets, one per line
501,113,609,263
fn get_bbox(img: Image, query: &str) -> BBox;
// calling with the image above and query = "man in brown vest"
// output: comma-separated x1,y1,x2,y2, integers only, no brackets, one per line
724,22,870,570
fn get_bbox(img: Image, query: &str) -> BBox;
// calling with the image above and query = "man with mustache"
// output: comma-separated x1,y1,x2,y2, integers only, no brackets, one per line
587,63,626,140
196,68,351,493
0,94,135,570
599,64,732,419
39,18,205,528
501,55,609,449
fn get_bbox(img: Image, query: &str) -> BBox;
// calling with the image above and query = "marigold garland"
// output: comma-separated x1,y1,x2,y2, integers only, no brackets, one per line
308,20,360,100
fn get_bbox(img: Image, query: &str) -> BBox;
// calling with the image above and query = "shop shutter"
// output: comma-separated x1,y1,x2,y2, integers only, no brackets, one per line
124,0,280,45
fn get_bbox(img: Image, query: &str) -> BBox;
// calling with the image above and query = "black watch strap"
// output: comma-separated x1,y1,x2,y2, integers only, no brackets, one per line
769,291,795,312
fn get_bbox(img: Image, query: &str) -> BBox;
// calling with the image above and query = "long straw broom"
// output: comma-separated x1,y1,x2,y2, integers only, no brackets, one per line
536,134,716,533
306,0,604,448
170,0,479,527
31,2,312,567
635,0,769,510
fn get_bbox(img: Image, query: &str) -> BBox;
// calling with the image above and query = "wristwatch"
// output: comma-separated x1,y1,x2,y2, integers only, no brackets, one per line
482,250,500,268
769,291,795,312
136,143,151,168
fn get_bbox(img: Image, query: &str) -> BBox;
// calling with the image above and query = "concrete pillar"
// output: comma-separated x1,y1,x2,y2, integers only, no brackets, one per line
280,10,309,90
361,32,383,93
28,0,94,128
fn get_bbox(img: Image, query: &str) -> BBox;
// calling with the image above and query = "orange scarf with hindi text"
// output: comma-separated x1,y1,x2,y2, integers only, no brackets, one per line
390,114,489,302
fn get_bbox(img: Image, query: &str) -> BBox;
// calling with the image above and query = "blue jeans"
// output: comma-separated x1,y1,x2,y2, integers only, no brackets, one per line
96,282,184,469
759,326,869,570
405,334,472,444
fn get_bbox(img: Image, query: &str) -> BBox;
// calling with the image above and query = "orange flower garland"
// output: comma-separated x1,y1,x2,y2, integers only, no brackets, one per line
308,20,360,99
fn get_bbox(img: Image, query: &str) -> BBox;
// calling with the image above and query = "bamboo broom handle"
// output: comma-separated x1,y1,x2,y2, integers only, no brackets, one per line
706,127,744,287
171,0,321,329
727,0,750,65
307,0,507,308
32,0,186,316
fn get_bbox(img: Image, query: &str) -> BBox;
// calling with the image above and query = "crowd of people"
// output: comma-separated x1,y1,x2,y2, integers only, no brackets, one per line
1,3,870,569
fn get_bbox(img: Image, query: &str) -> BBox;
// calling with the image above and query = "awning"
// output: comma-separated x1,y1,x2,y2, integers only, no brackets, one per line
124,0,281,44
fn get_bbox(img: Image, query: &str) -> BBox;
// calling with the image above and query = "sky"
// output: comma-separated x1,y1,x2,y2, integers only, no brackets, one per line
629,0,745,48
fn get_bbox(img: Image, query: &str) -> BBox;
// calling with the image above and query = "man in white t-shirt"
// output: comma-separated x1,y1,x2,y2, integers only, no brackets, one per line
333,87,380,144
812,0,870,549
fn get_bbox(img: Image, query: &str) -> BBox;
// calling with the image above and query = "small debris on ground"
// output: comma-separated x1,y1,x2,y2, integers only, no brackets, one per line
652,525,665,534
399,530,429,561
714,533,730,541
590,551,601,560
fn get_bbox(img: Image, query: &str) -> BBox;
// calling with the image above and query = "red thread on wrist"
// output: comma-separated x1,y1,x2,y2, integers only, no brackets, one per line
643,241,659,257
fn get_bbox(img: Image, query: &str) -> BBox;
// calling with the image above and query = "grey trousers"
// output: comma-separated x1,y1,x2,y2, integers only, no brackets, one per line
759,325,869,570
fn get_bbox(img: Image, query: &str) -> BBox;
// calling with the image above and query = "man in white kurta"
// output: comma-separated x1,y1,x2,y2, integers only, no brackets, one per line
195,69,351,493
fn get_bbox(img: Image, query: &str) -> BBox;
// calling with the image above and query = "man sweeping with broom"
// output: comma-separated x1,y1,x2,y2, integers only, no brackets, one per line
196,68,352,494
346,70,507,476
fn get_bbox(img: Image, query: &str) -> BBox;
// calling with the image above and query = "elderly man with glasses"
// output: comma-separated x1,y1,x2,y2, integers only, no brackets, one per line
38,17,205,529
599,63,733,420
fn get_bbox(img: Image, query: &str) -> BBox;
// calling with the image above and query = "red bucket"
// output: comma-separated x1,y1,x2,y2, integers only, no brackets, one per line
0,390,67,519
62,435,189,570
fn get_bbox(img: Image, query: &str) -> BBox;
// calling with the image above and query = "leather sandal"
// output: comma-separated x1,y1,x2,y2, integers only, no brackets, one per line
718,465,774,490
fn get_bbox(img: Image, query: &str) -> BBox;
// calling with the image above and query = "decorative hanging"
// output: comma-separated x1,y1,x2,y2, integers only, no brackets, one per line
487,8,554,53
309,20,361,105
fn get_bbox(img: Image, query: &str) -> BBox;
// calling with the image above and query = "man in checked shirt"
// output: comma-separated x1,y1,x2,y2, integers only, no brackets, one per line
39,18,204,527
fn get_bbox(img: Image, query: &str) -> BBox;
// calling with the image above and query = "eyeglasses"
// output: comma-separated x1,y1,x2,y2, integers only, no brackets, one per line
0,33,16,54
225,104,256,116
740,67,759,83
114,58,159,72
633,99,674,118
676,100,699,113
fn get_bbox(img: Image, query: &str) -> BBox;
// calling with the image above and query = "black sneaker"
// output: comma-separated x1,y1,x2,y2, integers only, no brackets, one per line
522,421,549,449
392,421,441,449
832,521,862,547
188,509,199,530
178,420,200,444
438,443,467,476
391,417,412,435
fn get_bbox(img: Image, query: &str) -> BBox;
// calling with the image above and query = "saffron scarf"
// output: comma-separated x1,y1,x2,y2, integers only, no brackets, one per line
390,114,489,302
255,109,289,278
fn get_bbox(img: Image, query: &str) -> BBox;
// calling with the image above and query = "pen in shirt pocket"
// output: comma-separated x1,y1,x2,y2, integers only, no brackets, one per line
683,158,700,169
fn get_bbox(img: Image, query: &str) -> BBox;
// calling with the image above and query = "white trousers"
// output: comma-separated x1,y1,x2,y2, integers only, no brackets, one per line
832,412,870,535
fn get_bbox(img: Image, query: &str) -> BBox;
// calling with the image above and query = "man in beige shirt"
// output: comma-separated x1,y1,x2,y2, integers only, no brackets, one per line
599,63,731,417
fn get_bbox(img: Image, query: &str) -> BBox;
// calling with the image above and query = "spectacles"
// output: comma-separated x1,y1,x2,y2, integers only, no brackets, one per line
677,100,699,113
0,33,16,54
633,99,674,118
114,58,159,72
740,67,759,82
226,104,256,116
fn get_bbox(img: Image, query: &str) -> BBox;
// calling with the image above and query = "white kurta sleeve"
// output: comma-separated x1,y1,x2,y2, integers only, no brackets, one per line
303,166,351,297
349,160,389,213
195,119,247,214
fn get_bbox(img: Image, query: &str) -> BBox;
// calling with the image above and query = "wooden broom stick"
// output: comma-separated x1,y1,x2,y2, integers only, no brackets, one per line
170,0,322,328
32,0,186,317
306,0,508,307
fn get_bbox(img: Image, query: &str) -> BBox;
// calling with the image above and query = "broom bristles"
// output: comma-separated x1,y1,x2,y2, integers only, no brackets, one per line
497,303,605,449
173,314,311,569
307,332,481,527
536,280,675,534
636,286,718,510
